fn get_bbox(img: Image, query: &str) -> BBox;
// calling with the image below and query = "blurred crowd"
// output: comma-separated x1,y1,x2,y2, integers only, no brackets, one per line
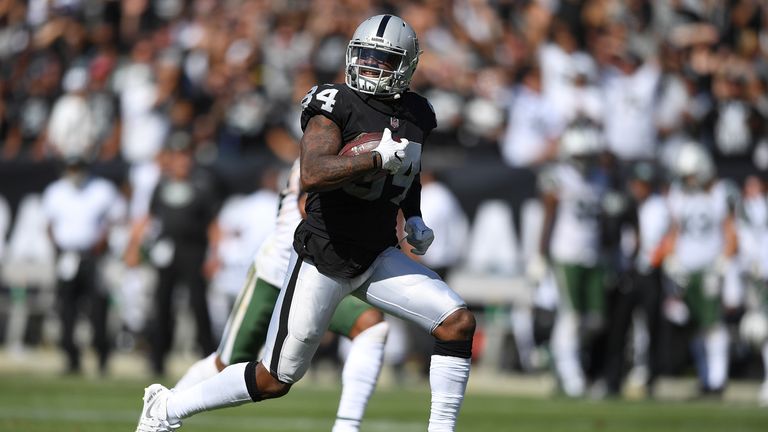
1,0,768,404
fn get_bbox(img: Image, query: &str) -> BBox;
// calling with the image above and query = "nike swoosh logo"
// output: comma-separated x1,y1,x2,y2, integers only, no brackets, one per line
144,392,157,419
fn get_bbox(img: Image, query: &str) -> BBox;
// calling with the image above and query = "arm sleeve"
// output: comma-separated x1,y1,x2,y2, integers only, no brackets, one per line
400,173,422,220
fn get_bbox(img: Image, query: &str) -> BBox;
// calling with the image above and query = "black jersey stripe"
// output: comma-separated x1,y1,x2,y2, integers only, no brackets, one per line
268,258,303,379
376,15,392,37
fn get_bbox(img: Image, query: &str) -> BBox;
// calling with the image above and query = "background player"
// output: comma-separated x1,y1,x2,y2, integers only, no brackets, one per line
172,160,389,432
735,175,768,405
135,14,475,432
659,142,739,396
536,122,607,397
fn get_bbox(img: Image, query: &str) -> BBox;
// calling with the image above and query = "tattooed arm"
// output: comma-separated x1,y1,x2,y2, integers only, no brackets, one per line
300,115,381,192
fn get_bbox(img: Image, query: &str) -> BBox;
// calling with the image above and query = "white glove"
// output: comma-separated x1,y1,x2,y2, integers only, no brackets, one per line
373,128,408,174
526,254,549,283
404,216,434,255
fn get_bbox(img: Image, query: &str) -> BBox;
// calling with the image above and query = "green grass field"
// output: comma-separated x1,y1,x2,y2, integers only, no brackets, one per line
1,373,767,432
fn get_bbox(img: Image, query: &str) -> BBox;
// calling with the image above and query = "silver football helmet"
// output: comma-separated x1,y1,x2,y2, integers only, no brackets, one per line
345,15,421,97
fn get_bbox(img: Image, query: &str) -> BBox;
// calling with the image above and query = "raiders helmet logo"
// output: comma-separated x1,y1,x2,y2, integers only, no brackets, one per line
390,117,400,129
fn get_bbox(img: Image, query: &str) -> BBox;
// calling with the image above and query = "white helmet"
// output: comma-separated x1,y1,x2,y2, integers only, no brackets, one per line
345,15,421,97
673,142,715,187
559,123,604,159
740,311,768,345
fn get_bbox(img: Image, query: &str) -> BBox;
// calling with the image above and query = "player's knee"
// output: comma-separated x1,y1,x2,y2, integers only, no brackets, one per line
434,308,476,342
348,308,385,339
245,361,292,401
292,324,325,343
451,308,476,340
432,309,475,359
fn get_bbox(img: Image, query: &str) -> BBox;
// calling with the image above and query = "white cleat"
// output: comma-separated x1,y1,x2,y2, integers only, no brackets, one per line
135,383,182,432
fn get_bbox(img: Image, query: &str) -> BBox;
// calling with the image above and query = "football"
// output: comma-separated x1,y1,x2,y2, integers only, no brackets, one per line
338,132,383,156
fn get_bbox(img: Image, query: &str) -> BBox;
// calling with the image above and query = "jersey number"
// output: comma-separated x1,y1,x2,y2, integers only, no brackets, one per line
342,162,419,206
301,86,338,113
680,213,715,237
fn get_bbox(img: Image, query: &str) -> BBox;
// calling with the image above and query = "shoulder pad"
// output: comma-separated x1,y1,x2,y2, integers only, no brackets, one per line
300,84,346,132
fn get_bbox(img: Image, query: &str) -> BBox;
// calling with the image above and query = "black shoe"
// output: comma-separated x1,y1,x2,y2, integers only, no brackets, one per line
98,354,110,377
63,362,82,376
691,386,724,401
150,359,165,378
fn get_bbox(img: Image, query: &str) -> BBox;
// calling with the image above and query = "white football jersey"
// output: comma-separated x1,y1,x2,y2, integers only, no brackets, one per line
213,190,278,295
737,194,768,279
255,160,302,287
545,164,603,266
668,181,731,272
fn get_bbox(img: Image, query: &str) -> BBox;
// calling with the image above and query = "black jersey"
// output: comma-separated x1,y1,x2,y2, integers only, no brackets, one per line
296,83,437,278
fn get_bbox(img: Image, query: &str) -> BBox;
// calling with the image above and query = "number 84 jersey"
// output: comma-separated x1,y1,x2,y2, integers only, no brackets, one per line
298,83,437,277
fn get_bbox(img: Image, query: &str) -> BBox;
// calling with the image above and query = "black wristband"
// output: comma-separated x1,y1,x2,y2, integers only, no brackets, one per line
372,152,382,169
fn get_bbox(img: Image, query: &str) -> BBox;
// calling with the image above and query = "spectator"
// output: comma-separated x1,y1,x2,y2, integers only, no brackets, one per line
654,43,702,155
705,60,765,179
500,63,564,167
4,54,62,160
602,51,660,162
42,157,122,374
46,67,96,159
604,162,669,397
539,19,602,124
124,132,220,375
86,54,122,161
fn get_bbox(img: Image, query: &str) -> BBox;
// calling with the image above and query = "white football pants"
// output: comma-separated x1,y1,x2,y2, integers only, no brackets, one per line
262,247,466,384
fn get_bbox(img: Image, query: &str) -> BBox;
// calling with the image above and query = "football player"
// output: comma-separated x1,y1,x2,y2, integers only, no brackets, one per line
171,160,389,432
735,175,768,405
536,121,607,397
658,142,739,396
135,15,475,432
